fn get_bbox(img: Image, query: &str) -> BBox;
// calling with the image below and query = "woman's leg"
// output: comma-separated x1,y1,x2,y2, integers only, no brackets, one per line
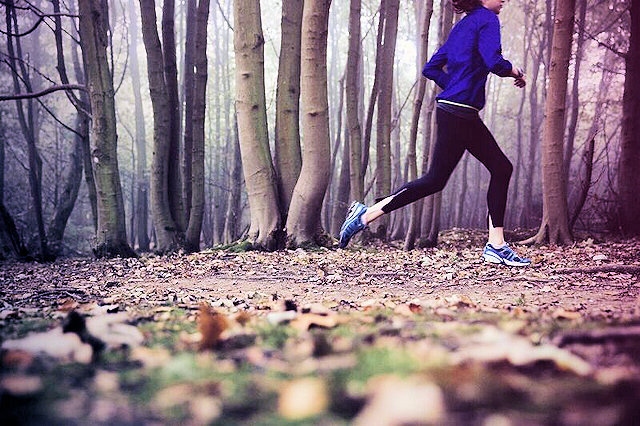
464,120,513,233
362,108,467,225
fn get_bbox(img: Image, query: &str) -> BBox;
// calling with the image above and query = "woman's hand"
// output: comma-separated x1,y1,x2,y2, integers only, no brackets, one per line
512,67,526,88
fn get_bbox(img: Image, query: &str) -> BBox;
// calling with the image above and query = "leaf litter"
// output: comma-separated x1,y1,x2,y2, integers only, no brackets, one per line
1,230,640,424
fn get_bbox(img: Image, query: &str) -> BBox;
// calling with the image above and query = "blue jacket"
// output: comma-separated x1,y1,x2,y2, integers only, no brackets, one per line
422,6,513,110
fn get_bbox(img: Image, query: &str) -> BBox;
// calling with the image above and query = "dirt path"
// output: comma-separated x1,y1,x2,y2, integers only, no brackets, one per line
2,233,640,425
3,235,639,320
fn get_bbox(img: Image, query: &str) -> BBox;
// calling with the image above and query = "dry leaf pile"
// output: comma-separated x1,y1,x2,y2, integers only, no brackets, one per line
1,232,640,424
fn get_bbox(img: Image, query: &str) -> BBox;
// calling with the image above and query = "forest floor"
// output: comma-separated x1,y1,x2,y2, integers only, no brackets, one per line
1,229,640,425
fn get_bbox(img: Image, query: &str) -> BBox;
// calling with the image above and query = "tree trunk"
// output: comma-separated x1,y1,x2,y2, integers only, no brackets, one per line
5,0,49,260
527,0,575,245
182,0,197,220
617,0,640,236
404,0,433,250
78,0,136,258
346,0,364,206
67,14,98,233
162,0,186,232
423,0,453,246
521,1,547,228
234,0,282,250
185,0,210,252
372,0,399,240
275,0,304,217
0,112,27,259
224,128,243,244
285,0,333,248
139,0,184,253
362,0,386,178
570,49,615,230
331,133,351,237
562,0,587,191
325,73,345,233
128,0,150,251
47,116,85,255
508,0,535,226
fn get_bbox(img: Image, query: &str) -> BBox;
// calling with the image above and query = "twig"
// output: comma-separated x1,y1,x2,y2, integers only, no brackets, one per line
555,265,640,275
0,84,86,101
554,326,640,347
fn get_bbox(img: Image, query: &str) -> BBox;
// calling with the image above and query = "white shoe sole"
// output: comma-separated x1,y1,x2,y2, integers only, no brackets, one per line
482,253,530,267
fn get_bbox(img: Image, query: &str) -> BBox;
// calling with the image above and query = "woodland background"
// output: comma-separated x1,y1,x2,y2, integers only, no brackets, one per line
0,0,638,260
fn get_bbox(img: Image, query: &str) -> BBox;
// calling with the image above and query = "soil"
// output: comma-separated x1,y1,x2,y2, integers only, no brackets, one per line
1,230,640,425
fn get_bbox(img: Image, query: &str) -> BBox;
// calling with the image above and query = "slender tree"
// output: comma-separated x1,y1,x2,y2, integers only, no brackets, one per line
139,0,184,252
4,0,48,259
617,0,640,236
285,0,333,248
162,0,186,231
373,0,400,239
0,111,27,259
404,0,434,250
234,0,282,250
527,0,575,245
346,0,363,203
78,0,135,257
563,0,587,190
127,0,150,251
185,0,210,251
274,0,304,218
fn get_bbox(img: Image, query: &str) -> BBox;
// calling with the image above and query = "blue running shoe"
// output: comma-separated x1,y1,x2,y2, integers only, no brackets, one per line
338,201,367,248
482,243,531,267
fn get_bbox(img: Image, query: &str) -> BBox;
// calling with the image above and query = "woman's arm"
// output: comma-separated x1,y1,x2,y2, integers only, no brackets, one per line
422,45,450,89
478,14,512,77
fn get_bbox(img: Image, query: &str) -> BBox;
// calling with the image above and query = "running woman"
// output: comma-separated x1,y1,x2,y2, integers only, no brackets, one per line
339,0,531,267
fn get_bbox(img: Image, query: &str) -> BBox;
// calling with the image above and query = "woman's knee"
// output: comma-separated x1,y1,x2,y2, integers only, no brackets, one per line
491,158,513,181
414,173,448,195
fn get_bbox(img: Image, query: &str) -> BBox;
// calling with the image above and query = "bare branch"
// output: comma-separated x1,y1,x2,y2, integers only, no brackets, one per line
215,0,233,31
0,84,86,101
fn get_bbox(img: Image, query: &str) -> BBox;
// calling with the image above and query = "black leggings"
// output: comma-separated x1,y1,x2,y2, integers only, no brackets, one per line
381,107,513,228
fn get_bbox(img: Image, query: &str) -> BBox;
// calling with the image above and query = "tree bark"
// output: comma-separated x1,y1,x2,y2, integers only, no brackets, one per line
182,0,197,220
47,116,85,255
128,0,150,251
224,128,242,244
185,0,210,252
404,0,433,250
0,112,27,259
372,0,400,240
162,0,186,232
274,0,304,217
233,0,282,250
285,0,333,248
362,0,386,178
617,0,640,236
78,0,135,258
562,0,587,191
570,49,615,230
520,15,545,228
423,0,453,247
527,0,575,245
139,0,184,253
5,0,49,260
346,0,364,203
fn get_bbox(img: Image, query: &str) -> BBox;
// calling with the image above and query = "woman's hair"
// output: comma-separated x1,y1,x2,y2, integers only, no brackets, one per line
452,0,482,13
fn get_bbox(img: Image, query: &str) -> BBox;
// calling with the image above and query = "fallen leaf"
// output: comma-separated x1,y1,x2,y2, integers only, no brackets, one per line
354,376,444,426
2,328,93,363
290,313,339,331
278,377,329,420
130,346,172,369
198,303,229,350
1,375,43,396
552,308,582,321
